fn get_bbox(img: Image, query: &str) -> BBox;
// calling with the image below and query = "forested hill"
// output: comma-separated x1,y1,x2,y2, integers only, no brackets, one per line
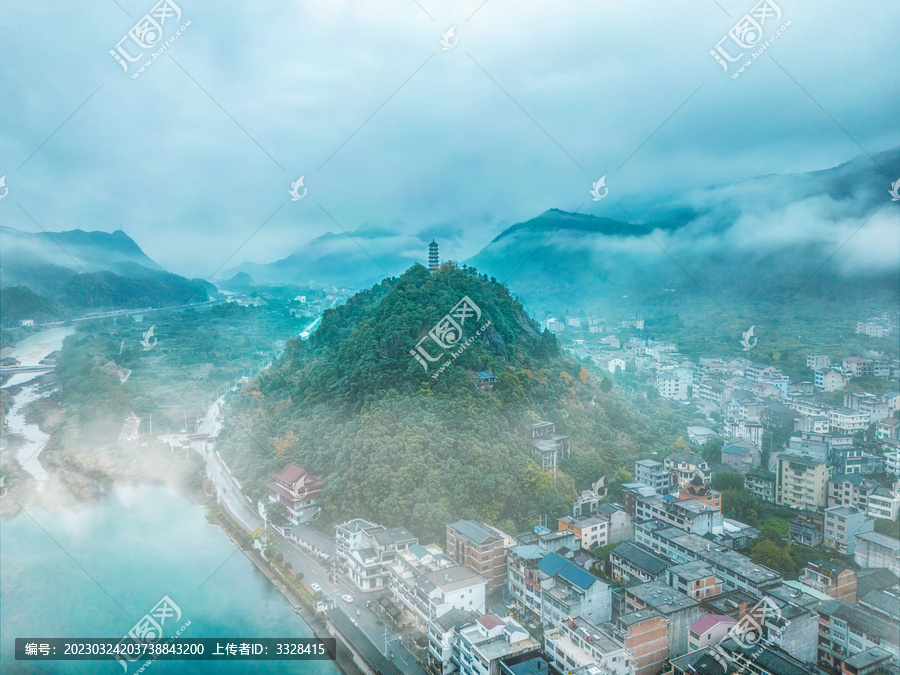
218,264,706,542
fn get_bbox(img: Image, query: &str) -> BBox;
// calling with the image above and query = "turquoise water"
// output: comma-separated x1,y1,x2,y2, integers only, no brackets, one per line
0,484,341,675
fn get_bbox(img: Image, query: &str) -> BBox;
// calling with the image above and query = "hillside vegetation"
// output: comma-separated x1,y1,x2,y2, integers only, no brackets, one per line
218,264,709,541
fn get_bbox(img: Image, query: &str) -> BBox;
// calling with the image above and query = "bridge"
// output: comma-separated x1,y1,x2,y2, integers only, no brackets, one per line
0,365,55,374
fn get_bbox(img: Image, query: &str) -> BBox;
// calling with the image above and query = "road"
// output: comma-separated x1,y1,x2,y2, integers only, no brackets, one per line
193,395,425,675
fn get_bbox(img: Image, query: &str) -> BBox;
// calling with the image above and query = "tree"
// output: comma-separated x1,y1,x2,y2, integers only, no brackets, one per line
711,472,743,492
873,518,900,539
749,538,794,577
266,501,292,529
600,378,612,393
702,437,724,465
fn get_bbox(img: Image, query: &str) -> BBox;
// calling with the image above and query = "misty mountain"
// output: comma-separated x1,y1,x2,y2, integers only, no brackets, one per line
222,220,424,289
0,227,214,312
466,147,900,314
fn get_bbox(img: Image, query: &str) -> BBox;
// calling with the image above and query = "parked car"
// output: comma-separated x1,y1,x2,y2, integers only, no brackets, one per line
310,583,321,593
342,594,353,603
366,600,372,608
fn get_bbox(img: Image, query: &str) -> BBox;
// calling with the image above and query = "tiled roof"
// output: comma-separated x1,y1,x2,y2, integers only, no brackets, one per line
450,520,498,545
612,542,669,576
689,613,735,636
476,614,506,630
536,552,600,590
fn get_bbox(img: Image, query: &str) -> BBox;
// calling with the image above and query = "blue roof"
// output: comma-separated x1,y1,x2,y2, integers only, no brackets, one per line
476,370,495,379
511,545,545,560
536,552,599,590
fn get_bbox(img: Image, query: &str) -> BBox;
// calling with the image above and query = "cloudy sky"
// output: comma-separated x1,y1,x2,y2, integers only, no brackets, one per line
1,0,898,278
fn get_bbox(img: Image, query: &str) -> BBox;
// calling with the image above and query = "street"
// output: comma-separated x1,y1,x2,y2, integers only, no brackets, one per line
194,396,426,675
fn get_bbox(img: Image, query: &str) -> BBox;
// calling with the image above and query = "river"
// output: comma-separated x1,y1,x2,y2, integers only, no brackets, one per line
1,329,340,674
0,484,341,675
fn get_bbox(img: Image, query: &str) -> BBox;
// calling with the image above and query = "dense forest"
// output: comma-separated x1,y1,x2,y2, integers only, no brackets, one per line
217,264,710,542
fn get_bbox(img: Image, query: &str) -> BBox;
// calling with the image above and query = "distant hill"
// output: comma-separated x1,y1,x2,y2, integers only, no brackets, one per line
223,220,424,289
0,227,214,312
0,286,62,325
466,147,900,315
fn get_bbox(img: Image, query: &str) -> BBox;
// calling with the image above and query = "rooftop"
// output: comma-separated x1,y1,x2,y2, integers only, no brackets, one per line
612,542,670,576
536,552,602,590
689,613,736,636
450,520,502,546
626,580,698,614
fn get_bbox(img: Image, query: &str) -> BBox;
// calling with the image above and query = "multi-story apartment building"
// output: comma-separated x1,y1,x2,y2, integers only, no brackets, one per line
823,505,873,555
828,407,870,435
600,610,667,675
816,599,900,674
523,421,571,471
515,526,580,553
665,560,722,601
335,518,417,590
720,440,761,475
761,583,823,663
674,477,721,512
843,356,874,378
594,503,634,545
799,559,856,603
633,494,723,536
854,531,900,575
807,353,831,371
775,453,831,510
428,608,478,675
844,392,890,424
664,452,709,486
695,379,729,414
609,542,670,584
633,459,671,494
686,614,736,654
876,417,900,440
506,548,611,628
446,520,513,593
789,510,824,548
634,522,781,598
655,373,688,400
455,615,540,675
828,473,900,521
558,516,608,551
885,450,900,477
543,616,634,675
814,368,846,392
745,469,777,503
621,581,702,661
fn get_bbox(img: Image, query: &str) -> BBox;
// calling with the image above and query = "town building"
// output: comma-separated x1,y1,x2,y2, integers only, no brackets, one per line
854,531,900,575
446,520,514,594
600,610,667,675
876,417,900,440
720,440,761,475
814,368,846,392
609,542,670,584
664,452,709,487
827,407,870,435
455,615,541,675
655,373,688,400
633,460,671,495
558,516,609,551
807,352,831,371
335,518,418,590
828,473,900,521
843,356,874,378
775,453,831,510
674,476,722,512
594,503,634,545
621,581,702,661
543,616,634,675
515,527,580,554
823,505,874,555
816,599,900,674
744,469,777,503
672,639,827,675
633,493,723,536
686,614,736,654
288,523,336,562
799,559,856,603
264,463,325,525
523,421,571,471
634,522,781,598
428,608,478,675
665,561,722,601
788,510,825,547
886,450,900,477
506,548,611,628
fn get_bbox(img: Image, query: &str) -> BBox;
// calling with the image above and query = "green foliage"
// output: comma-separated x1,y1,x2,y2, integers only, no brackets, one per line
266,501,292,528
750,539,794,577
702,437,724,465
0,286,63,325
711,471,743,492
